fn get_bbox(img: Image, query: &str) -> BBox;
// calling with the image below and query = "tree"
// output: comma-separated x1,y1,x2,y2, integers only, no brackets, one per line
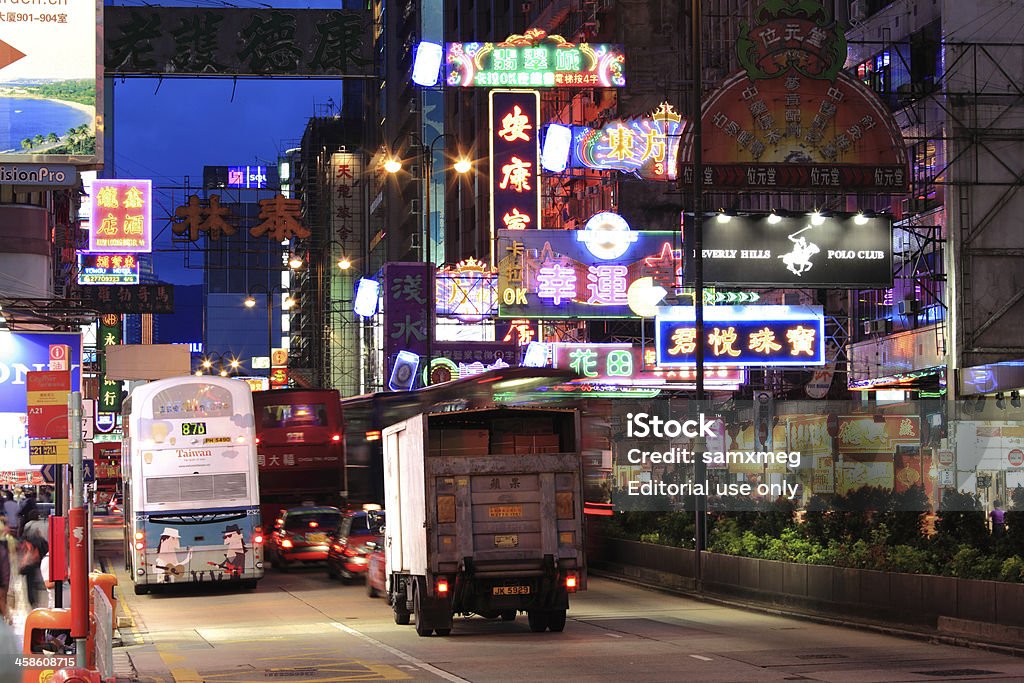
32,134,44,147
20,138,32,150
46,132,58,144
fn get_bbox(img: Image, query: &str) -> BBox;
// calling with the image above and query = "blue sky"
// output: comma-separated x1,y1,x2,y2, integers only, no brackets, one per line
111,77,340,285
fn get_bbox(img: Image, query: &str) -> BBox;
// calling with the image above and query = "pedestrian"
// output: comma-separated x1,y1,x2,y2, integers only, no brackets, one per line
991,500,1007,538
1,493,16,536
0,515,13,623
17,491,37,537
18,509,47,608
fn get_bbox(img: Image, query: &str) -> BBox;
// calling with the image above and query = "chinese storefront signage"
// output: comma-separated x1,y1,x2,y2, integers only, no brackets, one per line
97,314,124,413
490,90,541,242
447,29,625,88
26,371,70,439
105,7,374,77
80,284,175,314
428,342,518,384
496,227,679,318
655,305,825,367
566,102,684,180
837,415,921,453
172,194,237,241
383,262,433,388
89,179,153,253
436,258,498,322
77,252,141,285
682,212,893,288
678,1,908,191
549,343,744,389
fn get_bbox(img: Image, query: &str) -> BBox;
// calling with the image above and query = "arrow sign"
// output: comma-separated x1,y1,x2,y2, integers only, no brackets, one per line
40,464,57,484
0,39,26,71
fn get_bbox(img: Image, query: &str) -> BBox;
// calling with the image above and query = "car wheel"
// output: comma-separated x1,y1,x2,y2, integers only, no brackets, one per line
547,610,567,632
527,610,549,633
500,610,516,621
434,628,451,636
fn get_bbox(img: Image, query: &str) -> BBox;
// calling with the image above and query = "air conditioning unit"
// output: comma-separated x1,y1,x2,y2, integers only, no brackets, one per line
410,199,421,215
863,319,892,335
896,299,920,315
850,0,867,21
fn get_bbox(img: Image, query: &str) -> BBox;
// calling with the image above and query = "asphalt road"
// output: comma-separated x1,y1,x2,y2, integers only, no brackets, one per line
95,528,1024,683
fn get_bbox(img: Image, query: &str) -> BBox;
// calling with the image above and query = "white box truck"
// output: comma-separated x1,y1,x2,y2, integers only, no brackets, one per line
382,406,586,636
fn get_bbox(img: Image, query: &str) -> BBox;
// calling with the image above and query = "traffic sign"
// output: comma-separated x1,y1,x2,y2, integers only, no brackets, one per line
82,460,95,484
29,438,69,465
95,412,117,434
27,370,70,439
40,464,57,484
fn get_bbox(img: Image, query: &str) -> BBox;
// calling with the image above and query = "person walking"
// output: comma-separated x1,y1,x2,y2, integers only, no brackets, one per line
0,515,13,623
18,509,47,609
17,491,37,538
1,493,16,536
991,500,1007,538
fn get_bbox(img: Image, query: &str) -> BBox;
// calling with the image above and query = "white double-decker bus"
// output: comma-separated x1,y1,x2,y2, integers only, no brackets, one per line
122,376,265,594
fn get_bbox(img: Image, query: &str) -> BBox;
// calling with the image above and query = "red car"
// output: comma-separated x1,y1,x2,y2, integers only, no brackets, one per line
326,508,385,582
268,505,342,570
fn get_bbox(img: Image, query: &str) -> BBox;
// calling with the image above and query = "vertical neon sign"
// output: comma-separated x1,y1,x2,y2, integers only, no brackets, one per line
490,90,541,254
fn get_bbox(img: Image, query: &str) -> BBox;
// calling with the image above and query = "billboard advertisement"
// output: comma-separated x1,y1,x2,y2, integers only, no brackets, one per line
655,305,825,367
89,178,153,253
447,29,624,88
683,213,892,288
0,332,82,413
0,0,101,166
496,223,679,318
563,102,684,181
383,262,433,388
77,252,141,285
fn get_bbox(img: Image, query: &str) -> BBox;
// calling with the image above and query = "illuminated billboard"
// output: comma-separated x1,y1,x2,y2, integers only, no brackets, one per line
655,305,825,367
490,90,541,239
0,0,101,166
496,219,680,319
227,165,268,189
89,179,153,253
436,258,497,322
549,343,744,389
563,102,684,181
76,252,141,285
447,29,625,88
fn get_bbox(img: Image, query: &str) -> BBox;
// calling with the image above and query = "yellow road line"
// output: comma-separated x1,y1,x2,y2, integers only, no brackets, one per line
169,668,204,683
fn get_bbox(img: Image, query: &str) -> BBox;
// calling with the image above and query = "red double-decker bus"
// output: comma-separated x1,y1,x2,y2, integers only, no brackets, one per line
252,389,346,529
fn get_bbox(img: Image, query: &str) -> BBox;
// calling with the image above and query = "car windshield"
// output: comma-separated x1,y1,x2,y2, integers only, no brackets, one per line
285,512,339,531
348,512,385,536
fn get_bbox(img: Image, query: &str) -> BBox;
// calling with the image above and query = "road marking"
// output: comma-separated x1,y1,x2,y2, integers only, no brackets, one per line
330,622,472,683
170,668,204,682
605,633,623,638
689,655,713,662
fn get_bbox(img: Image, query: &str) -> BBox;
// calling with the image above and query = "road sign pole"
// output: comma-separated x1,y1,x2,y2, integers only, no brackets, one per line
69,391,88,667
53,467,63,608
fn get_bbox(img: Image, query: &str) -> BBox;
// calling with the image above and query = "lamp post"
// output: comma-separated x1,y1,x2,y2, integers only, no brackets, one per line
244,285,294,376
195,351,244,377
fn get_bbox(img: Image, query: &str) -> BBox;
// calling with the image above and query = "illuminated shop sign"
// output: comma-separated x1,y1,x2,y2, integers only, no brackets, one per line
89,179,153,253
76,252,141,285
565,102,684,180
227,165,268,189
682,213,893,288
655,305,825,367
446,29,625,88
436,258,498,322
549,343,745,388
496,220,680,318
490,90,541,240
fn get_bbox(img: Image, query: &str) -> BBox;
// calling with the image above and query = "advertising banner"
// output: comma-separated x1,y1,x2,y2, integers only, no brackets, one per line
26,370,70,439
105,8,374,77
447,30,624,88
80,283,174,314
0,0,101,166
683,213,892,288
564,102,683,180
490,90,541,240
97,313,124,413
496,226,679,318
77,252,141,285
655,305,825,367
382,262,433,387
0,332,82,413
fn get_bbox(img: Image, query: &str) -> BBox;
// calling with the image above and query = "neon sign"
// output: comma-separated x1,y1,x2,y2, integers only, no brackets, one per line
227,165,267,189
436,258,497,322
567,102,683,180
77,252,141,285
550,343,744,388
655,305,825,367
89,179,153,253
490,90,541,242
446,29,625,88
497,227,680,318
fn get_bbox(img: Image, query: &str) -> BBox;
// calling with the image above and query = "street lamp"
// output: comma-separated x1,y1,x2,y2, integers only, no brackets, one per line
243,284,294,376
195,352,244,377
384,133,472,266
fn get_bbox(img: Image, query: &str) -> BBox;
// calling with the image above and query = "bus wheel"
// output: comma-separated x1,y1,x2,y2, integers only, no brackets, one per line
134,584,149,596
243,580,258,590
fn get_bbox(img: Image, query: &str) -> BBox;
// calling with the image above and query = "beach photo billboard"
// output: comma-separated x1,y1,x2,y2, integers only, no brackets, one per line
0,0,102,167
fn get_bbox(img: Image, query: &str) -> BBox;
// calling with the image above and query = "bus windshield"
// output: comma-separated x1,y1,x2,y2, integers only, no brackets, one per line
260,403,329,429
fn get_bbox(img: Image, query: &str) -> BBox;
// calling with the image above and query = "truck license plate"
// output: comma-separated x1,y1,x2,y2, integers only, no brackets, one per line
494,534,518,548
492,585,530,596
489,505,523,518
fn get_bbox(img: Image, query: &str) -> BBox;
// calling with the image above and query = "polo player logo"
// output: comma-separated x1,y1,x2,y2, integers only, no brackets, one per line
779,226,820,276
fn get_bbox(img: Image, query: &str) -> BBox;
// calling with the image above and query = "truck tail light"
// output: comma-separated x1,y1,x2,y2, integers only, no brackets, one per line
281,539,293,549
565,574,577,592
134,530,145,551
332,433,341,442
436,578,449,594
253,527,264,545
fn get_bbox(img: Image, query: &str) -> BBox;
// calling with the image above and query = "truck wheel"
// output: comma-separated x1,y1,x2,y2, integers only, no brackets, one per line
414,589,433,637
392,592,411,625
500,610,516,621
434,628,451,636
527,610,549,633
547,610,567,632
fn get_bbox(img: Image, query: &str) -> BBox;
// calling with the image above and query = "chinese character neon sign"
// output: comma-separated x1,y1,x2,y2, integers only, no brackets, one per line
490,90,541,242
76,252,141,285
655,305,825,367
435,258,497,322
89,179,152,253
446,29,625,88
567,102,684,180
549,343,745,388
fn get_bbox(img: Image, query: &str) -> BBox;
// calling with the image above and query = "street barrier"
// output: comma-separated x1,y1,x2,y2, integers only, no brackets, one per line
91,587,113,681
88,573,118,633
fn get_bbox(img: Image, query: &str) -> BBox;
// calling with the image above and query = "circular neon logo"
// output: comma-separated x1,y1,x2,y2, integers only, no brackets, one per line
577,212,638,260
